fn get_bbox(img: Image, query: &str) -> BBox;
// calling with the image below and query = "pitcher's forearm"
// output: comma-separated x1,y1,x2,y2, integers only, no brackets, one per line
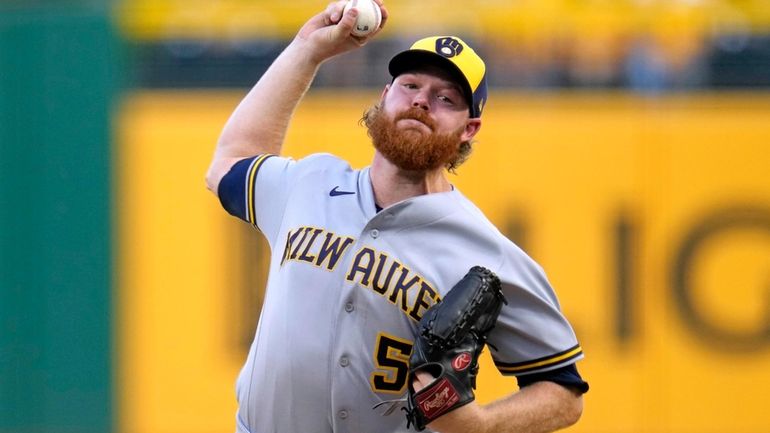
424,381,583,433
215,40,321,158
206,2,387,194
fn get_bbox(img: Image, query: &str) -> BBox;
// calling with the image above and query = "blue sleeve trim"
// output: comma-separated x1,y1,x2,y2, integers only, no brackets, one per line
516,363,589,394
217,156,258,222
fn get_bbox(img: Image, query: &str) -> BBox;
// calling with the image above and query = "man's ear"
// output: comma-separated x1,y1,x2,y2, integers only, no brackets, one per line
380,83,391,102
461,119,482,142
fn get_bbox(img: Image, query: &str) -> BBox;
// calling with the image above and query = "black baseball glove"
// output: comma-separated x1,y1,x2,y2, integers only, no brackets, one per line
404,266,507,431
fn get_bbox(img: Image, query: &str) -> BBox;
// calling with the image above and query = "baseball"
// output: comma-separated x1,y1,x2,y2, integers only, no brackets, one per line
343,0,382,37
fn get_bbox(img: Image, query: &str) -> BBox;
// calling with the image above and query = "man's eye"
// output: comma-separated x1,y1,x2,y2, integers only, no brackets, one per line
403,83,418,89
438,95,454,104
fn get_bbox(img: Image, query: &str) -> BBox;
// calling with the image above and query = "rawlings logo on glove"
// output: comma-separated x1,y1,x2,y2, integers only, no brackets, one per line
404,266,507,431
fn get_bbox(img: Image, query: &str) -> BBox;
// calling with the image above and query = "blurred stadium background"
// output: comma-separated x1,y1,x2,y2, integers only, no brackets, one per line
2,1,770,432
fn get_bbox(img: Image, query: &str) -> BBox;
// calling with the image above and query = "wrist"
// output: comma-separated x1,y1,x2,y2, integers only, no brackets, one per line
427,401,489,433
286,38,326,71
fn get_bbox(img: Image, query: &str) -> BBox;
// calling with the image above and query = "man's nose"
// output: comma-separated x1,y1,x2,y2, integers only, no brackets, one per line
411,91,430,111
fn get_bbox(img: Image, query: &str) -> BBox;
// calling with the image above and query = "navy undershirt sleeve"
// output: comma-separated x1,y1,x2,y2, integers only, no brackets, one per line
516,363,589,394
217,157,258,221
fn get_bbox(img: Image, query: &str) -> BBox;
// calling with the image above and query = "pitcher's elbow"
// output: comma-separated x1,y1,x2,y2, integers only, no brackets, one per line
562,393,584,427
205,165,220,195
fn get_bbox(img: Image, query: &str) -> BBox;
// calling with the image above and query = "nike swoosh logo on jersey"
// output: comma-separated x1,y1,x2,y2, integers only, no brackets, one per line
330,186,356,197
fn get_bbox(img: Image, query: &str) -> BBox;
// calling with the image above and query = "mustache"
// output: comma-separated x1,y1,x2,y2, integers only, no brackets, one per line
393,108,436,131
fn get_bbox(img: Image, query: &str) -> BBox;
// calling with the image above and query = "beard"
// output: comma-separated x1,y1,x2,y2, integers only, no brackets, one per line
363,103,465,172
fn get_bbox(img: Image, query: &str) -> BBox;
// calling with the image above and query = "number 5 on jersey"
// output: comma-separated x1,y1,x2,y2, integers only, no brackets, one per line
371,333,414,394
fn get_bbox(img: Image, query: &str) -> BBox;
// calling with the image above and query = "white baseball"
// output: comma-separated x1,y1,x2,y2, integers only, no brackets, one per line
342,0,382,37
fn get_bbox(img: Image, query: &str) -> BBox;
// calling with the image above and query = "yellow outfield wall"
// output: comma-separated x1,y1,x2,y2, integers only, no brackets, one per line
116,90,770,433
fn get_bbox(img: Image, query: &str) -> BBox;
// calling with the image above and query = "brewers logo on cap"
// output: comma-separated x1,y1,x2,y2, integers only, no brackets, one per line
388,36,488,118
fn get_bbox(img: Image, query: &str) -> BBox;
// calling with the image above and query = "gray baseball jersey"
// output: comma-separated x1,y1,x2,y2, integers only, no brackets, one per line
218,153,584,433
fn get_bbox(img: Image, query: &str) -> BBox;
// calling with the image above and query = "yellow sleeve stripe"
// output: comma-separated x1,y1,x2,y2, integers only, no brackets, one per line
246,154,275,227
495,345,583,374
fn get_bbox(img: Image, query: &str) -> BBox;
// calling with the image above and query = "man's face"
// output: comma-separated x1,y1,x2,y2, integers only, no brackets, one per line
365,67,481,172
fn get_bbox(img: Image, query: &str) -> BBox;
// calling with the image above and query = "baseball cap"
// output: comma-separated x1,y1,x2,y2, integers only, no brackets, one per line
388,36,488,118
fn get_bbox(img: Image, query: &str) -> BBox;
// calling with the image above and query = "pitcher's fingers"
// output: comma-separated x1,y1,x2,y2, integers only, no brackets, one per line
325,0,350,25
372,0,388,29
332,7,359,39
411,370,437,392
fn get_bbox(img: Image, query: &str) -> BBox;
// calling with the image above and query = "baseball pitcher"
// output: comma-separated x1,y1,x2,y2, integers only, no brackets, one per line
206,1,589,432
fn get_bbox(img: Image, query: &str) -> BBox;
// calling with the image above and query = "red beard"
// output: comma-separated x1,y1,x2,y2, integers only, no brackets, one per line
364,104,464,172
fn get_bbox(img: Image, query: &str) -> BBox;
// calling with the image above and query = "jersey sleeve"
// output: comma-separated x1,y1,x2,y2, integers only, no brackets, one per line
487,249,585,377
217,153,345,247
217,154,298,246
